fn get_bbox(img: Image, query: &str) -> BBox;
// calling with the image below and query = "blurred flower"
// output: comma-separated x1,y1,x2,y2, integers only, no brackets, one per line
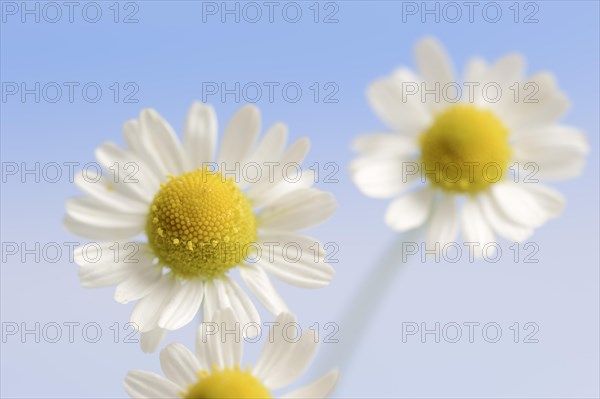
66,103,336,351
352,37,588,255
124,309,339,398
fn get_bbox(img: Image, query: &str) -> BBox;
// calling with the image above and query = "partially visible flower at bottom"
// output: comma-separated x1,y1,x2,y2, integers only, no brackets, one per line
124,309,339,399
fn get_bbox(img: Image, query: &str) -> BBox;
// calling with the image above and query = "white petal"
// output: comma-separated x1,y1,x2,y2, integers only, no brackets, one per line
183,102,217,169
367,68,432,134
123,118,166,182
246,123,288,165
281,137,310,164
240,265,288,314
160,343,201,387
478,193,533,242
65,197,145,228
140,109,186,176
490,182,542,227
218,105,261,166
131,276,177,332
254,313,318,390
140,328,167,353
248,170,315,209
464,54,526,112
520,183,565,219
489,53,525,85
78,261,133,288
196,308,242,369
158,279,204,330
74,174,148,214
255,232,334,289
385,187,434,231
497,72,570,131
195,293,215,370
202,278,260,333
245,137,310,196
414,37,455,111
202,279,219,321
258,188,336,231
222,277,261,333
426,194,459,248
489,182,564,229
512,125,589,180
94,141,160,202
194,326,212,371
350,154,418,198
282,369,340,399
415,37,455,83
462,58,488,107
75,242,153,288
114,263,163,304
123,370,181,398
463,57,488,83
352,133,418,156
254,312,296,379
217,307,244,368
65,197,145,240
64,216,138,243
460,198,496,258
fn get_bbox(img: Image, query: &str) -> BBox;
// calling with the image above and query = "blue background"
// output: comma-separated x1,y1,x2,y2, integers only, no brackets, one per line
1,1,599,397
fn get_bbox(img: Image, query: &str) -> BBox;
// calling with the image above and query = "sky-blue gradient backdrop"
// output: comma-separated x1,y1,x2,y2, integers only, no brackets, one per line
1,1,599,397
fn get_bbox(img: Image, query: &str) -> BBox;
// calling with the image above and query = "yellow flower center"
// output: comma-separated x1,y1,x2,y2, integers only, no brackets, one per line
146,168,257,279
419,105,511,194
183,366,271,399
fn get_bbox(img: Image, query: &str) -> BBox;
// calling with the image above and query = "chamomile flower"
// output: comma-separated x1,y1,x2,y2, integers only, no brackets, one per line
66,103,336,351
352,37,589,254
124,309,339,399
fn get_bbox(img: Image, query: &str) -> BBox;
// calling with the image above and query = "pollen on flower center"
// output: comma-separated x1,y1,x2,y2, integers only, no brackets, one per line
146,168,257,279
418,105,511,194
183,366,271,399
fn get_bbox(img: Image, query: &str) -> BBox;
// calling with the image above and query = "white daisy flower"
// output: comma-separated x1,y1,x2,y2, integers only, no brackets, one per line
352,37,589,254
124,308,339,399
66,103,336,351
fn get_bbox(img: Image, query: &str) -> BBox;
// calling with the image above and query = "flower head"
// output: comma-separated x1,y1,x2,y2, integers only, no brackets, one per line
66,103,337,351
352,37,589,254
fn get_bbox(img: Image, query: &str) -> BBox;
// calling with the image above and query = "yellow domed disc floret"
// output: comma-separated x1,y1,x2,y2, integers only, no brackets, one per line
183,366,271,399
419,105,511,194
146,168,257,279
